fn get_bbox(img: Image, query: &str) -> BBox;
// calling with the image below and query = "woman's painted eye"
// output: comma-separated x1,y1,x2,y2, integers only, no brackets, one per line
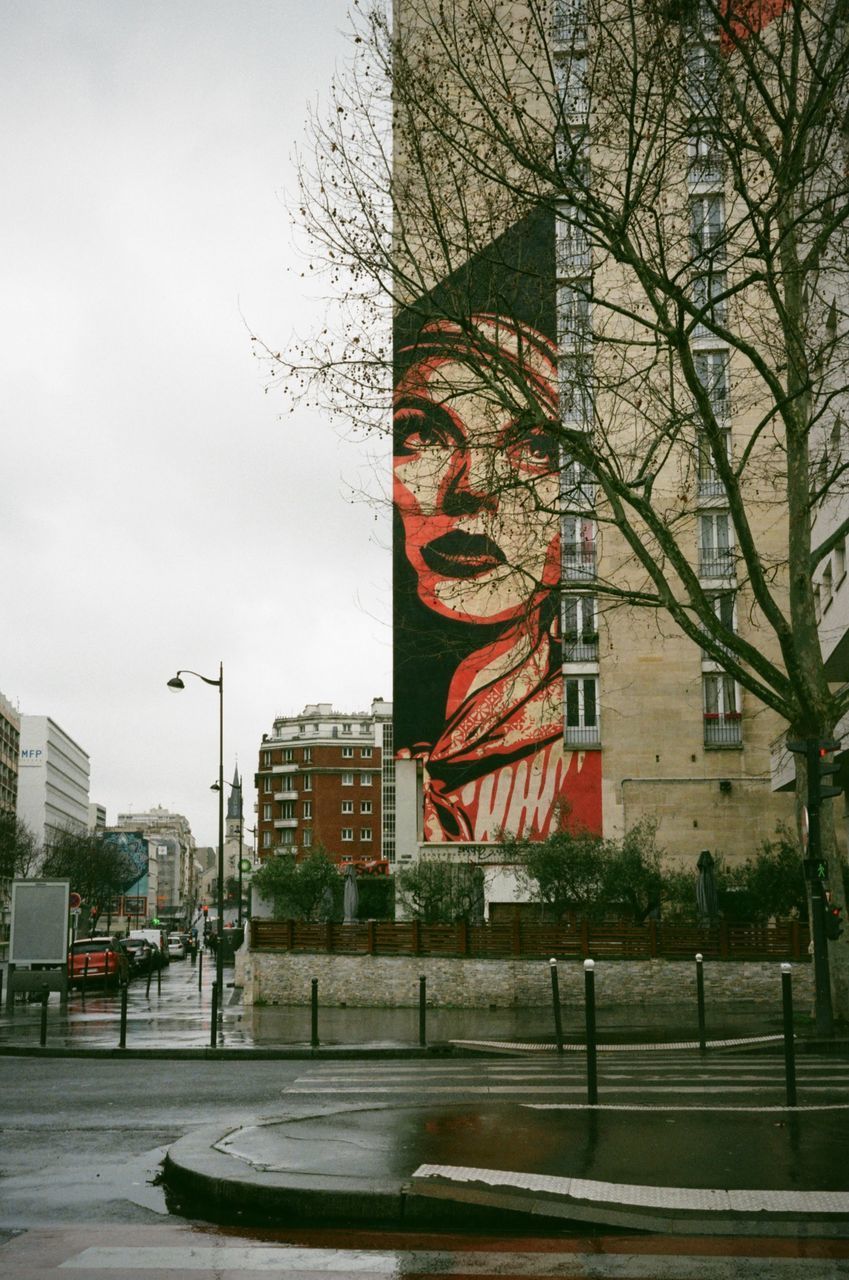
394,404,456,456
506,421,559,473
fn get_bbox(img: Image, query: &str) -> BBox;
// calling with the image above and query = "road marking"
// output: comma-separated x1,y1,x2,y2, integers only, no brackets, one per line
523,1101,849,1112
287,1083,847,1094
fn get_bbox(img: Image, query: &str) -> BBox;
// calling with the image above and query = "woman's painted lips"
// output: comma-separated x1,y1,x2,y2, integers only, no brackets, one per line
421,531,506,578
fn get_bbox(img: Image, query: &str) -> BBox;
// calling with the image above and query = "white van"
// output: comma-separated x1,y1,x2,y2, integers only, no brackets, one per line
128,927,169,964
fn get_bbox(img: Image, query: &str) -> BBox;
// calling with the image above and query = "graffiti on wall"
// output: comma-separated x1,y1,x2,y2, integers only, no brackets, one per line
393,208,602,843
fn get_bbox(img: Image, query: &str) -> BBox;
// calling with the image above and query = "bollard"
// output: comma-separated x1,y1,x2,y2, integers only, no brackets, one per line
198,949,203,992
550,958,564,1053
39,987,49,1047
157,964,162,995
190,941,197,967
311,978,319,1048
210,981,219,1048
119,982,128,1049
584,959,598,1105
145,963,152,998
695,953,707,1052
781,963,797,1108
419,974,427,1047
0,967,4,1010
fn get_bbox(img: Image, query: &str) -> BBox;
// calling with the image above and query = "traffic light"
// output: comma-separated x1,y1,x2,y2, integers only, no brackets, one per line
816,741,843,802
202,905,209,916
825,901,844,941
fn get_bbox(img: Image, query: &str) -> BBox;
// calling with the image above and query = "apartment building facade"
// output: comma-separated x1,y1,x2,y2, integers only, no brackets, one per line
16,715,90,849
391,0,807,875
255,699,393,864
110,806,198,921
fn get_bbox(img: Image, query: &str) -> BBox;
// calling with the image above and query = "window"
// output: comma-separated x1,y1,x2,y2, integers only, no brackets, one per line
342,723,352,734
361,747,373,758
342,746,354,758
557,280,591,348
360,828,372,841
262,804,272,820
699,512,734,577
280,829,294,846
556,52,589,121
262,750,271,768
262,831,271,849
342,800,354,814
836,538,846,584
823,561,833,608
557,206,590,273
693,351,729,419
703,673,741,746
298,723,305,735
686,42,720,115
691,270,727,335
302,772,312,791
565,676,600,744
263,776,272,794
563,516,596,578
342,772,354,786
697,429,730,497
560,354,593,424
688,130,722,185
341,828,354,841
303,800,312,819
283,748,294,763
361,800,373,815
361,772,373,786
562,594,598,659
553,0,587,45
691,196,724,258
281,801,295,820
302,746,312,763
302,828,312,848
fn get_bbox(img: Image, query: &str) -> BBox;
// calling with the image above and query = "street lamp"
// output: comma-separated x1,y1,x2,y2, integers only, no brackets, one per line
210,773,247,927
167,663,224,1040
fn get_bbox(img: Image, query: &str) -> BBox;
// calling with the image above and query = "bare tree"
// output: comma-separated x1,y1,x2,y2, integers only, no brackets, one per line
274,0,849,1007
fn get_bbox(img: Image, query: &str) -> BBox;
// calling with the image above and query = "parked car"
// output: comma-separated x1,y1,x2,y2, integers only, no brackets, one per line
167,932,187,960
68,937,129,988
119,936,153,975
128,927,170,965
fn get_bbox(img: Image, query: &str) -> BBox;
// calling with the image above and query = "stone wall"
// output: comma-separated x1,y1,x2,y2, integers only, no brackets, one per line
237,948,812,1008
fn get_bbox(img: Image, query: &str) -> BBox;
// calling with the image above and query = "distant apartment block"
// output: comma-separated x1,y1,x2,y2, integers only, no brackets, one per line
255,699,394,864
0,691,20,817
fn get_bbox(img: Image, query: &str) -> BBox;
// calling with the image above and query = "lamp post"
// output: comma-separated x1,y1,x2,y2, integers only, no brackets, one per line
167,663,224,1035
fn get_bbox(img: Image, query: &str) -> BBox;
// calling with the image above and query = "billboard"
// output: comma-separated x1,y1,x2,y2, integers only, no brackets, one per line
393,207,602,843
10,879,70,965
102,830,149,896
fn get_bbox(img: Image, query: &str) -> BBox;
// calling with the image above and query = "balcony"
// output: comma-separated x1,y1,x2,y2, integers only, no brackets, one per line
274,788,298,801
272,762,297,774
563,546,596,580
565,724,601,747
704,713,742,748
274,817,299,829
699,547,734,579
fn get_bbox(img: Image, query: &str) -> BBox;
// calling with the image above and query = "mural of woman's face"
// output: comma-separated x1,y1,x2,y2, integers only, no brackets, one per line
394,344,561,626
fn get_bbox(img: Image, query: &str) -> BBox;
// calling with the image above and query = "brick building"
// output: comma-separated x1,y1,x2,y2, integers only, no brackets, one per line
255,699,393,864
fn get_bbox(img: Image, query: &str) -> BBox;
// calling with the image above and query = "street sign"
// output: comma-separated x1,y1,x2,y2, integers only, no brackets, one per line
70,907,82,919
804,857,828,881
69,892,82,909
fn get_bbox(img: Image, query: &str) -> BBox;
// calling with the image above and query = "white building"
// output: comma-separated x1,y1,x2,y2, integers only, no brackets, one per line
16,716,90,848
112,806,198,922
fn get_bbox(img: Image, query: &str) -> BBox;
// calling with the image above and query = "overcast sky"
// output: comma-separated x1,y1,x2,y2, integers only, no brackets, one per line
1,1,392,848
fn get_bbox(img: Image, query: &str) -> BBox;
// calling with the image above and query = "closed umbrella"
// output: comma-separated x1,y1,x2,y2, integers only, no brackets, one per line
696,849,719,925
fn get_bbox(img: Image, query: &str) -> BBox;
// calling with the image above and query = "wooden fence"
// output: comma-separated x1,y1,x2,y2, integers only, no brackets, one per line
250,918,810,962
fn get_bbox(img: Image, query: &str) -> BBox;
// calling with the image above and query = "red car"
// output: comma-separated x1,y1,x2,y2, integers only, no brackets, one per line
68,937,129,987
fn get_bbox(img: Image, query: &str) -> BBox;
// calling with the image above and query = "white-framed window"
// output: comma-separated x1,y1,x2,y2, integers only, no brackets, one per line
280,829,294,845
686,42,720,115
703,673,741,746
565,675,600,744
303,800,312,819
263,776,272,794
361,800,373,815
298,723,305,735
342,772,354,786
302,828,312,848
361,747,373,758
835,538,846,584
283,748,294,762
553,0,587,45
562,594,598,659
557,206,591,273
360,828,372,841
280,801,295,820
687,130,722,185
559,354,593,424
302,746,312,763
557,279,591,348
341,828,354,842
342,800,354,814
342,723,352,734
262,804,272,820
262,831,271,849
823,560,833,608
342,746,354,758
302,772,312,791
262,750,271,768
693,350,729,419
361,772,373,786
692,270,727,334
563,515,596,578
697,428,731,497
555,51,589,121
699,511,734,577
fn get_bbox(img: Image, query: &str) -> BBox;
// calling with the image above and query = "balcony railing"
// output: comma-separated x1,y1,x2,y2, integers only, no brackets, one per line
563,634,599,662
563,546,596,579
274,788,298,801
274,817,299,829
565,724,601,747
699,547,734,578
704,713,742,747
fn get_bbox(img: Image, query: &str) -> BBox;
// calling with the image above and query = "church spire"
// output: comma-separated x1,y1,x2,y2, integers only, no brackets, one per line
227,764,242,820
